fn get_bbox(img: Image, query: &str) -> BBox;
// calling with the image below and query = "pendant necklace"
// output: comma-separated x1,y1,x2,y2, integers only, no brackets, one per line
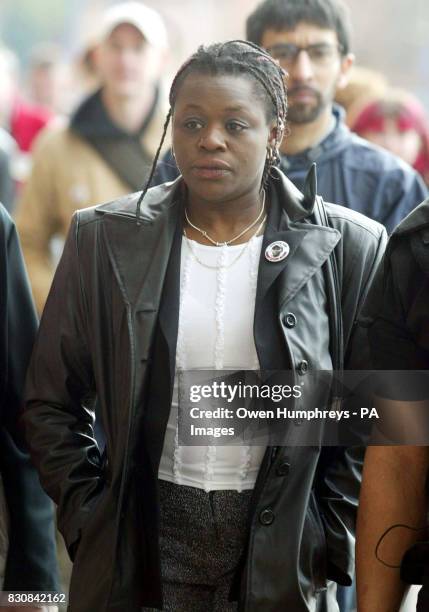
184,189,266,247
183,215,267,270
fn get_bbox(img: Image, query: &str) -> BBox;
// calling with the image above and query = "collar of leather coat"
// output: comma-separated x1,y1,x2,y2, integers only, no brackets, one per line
94,165,318,225
93,164,340,319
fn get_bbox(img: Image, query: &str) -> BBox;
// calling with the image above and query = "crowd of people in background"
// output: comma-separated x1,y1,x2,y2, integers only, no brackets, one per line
0,0,428,222
0,1,426,218
1,1,429,611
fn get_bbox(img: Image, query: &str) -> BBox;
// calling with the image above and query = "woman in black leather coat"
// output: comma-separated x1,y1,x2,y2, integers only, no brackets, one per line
22,41,386,612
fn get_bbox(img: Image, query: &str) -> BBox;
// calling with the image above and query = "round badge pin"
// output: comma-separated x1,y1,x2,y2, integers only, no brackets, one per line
265,241,290,262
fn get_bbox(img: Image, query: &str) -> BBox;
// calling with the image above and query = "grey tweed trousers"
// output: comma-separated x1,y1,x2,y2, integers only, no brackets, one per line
142,479,252,612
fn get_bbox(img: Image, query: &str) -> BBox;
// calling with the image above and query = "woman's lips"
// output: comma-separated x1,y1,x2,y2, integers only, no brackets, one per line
191,166,232,179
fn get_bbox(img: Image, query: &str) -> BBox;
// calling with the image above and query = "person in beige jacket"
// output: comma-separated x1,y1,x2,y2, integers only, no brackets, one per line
15,2,169,314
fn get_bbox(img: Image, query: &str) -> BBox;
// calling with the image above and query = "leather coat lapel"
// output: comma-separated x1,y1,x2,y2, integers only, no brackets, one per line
96,180,183,365
276,221,341,307
142,230,181,476
100,203,182,312
256,170,341,310
157,228,181,384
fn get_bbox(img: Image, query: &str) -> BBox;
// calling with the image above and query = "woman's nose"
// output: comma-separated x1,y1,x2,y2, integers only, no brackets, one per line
198,127,227,150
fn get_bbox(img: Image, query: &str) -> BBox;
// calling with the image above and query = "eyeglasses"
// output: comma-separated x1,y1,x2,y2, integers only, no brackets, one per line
266,43,343,66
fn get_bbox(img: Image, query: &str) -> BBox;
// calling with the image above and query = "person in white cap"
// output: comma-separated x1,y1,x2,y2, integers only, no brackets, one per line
15,2,169,314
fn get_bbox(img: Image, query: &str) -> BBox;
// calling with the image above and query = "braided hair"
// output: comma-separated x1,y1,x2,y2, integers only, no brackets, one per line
135,40,287,222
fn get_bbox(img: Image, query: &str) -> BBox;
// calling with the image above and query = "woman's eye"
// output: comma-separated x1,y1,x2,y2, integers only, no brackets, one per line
226,121,246,132
183,119,203,130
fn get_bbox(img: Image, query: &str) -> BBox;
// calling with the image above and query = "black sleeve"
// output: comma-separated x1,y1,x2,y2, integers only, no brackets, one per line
0,204,59,590
367,239,429,370
22,212,105,559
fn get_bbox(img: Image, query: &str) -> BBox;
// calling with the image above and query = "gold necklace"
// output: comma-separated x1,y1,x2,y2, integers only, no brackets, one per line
184,190,266,247
183,215,267,270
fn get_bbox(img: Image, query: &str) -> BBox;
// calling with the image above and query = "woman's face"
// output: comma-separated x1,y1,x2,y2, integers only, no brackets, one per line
172,72,275,205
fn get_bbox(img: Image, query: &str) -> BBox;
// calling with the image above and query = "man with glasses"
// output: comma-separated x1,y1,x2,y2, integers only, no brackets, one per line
245,0,426,232
155,0,426,234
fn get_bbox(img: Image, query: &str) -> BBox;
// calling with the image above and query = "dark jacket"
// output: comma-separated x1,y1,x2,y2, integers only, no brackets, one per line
22,170,386,611
365,197,429,371
361,198,429,612
0,204,58,590
154,106,427,234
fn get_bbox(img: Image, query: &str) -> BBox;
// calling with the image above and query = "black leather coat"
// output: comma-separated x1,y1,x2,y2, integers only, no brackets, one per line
23,170,386,611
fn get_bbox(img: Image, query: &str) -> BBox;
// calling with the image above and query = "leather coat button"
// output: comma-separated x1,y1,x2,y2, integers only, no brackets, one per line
276,461,290,476
284,313,297,328
297,360,309,375
259,508,275,525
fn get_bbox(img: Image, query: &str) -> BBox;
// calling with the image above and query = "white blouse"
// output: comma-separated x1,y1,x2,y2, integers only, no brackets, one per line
158,234,267,492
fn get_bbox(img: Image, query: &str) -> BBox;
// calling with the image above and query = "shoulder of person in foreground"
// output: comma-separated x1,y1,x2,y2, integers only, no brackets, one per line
0,204,59,593
355,203,429,612
360,197,429,366
363,195,429,319
0,204,37,400
390,195,429,239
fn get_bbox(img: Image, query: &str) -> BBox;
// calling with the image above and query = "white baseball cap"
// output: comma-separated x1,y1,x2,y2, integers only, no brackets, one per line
97,2,168,49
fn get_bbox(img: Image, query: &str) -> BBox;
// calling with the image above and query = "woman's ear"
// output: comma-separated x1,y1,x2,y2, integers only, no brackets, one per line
268,121,284,148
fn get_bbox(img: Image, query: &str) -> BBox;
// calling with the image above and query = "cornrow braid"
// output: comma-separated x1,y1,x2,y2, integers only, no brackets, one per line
135,40,288,222
135,108,172,224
